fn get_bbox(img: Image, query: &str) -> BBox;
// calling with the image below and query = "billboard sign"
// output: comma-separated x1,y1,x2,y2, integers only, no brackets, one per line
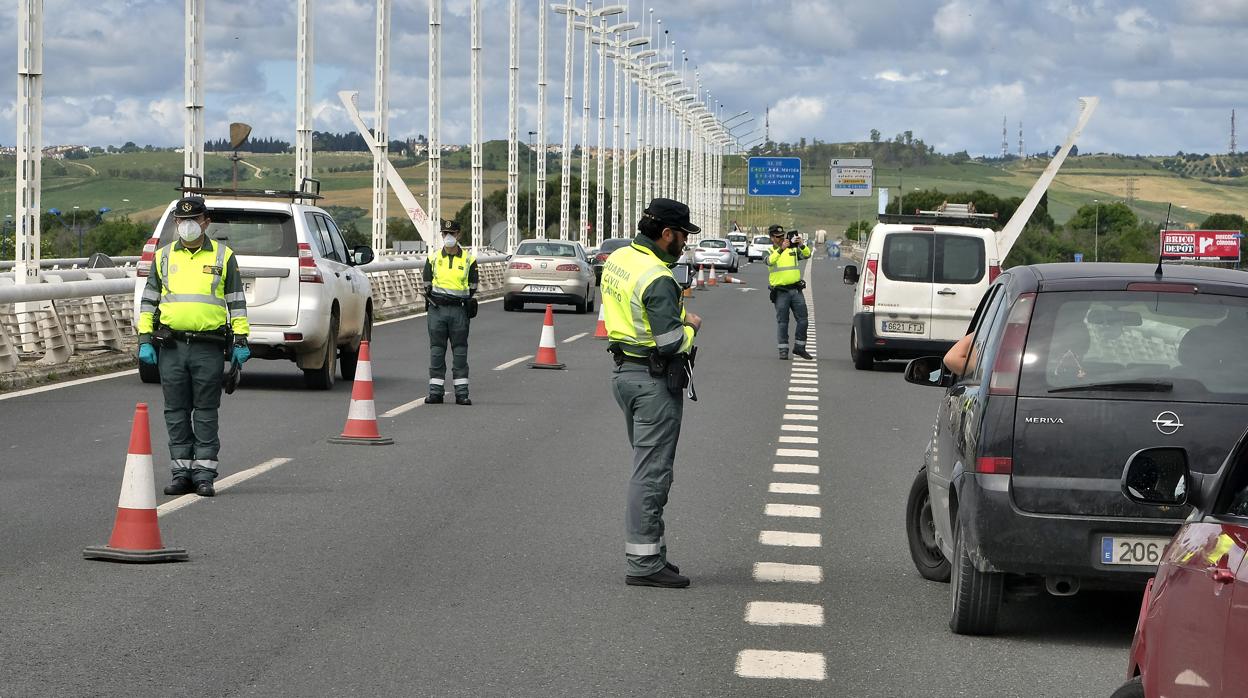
747,157,802,197
830,158,873,197
1159,230,1242,262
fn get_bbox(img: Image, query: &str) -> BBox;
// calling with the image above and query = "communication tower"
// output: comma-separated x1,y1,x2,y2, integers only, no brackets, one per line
1001,116,1008,158
1232,109,1238,154
1018,121,1024,159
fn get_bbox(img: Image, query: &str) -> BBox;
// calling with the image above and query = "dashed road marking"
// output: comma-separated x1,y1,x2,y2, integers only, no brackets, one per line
786,394,818,401
769,482,820,495
765,503,821,518
781,424,817,432
158,457,293,517
784,413,818,421
788,386,818,393
753,562,823,583
563,332,588,343
382,397,426,418
734,650,826,681
776,448,819,458
745,601,825,627
494,354,534,371
774,463,819,474
778,435,818,444
759,530,822,547
789,379,819,385
785,404,818,411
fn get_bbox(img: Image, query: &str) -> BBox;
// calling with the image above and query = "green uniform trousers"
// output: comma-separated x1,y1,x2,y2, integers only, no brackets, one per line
428,302,470,399
157,339,225,482
612,363,684,576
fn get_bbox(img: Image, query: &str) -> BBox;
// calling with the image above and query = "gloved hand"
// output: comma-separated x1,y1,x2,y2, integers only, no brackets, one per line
231,344,251,366
138,343,157,365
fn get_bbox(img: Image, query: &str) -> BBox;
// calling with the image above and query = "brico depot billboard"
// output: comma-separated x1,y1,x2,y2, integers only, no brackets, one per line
1159,230,1242,262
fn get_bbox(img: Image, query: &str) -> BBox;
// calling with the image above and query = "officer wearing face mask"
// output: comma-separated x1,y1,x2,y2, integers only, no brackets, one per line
136,197,250,497
422,219,478,405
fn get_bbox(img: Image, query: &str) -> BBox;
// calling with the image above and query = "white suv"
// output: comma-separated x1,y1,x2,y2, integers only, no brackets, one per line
134,192,375,390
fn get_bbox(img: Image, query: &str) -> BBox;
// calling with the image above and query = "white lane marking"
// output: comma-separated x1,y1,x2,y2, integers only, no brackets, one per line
494,354,534,371
157,457,293,517
785,404,818,411
788,386,818,393
735,650,826,681
784,413,818,421
0,369,138,401
765,502,821,518
781,424,818,432
563,332,588,343
786,395,818,402
770,482,820,495
774,463,819,474
754,562,823,583
375,297,502,326
759,530,822,547
789,379,819,385
382,397,426,418
790,365,818,372
745,601,825,627
776,448,819,458
778,435,818,445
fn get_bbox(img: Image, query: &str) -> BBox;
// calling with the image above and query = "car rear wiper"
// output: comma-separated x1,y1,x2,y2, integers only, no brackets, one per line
1049,380,1173,393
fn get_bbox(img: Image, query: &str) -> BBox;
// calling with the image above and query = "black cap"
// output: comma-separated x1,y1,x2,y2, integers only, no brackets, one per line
440,218,462,234
172,197,208,219
643,198,700,234
767,224,785,235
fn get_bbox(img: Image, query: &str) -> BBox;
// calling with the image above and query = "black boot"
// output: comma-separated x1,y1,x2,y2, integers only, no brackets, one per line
626,566,690,588
195,481,215,497
793,346,813,360
163,477,194,496
455,395,472,406
778,349,789,361
426,394,444,404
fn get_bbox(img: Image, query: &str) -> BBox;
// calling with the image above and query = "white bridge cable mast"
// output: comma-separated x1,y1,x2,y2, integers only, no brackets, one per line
15,0,43,289
428,0,442,242
370,0,391,252
470,0,483,250
184,0,204,182
506,0,519,252
294,0,313,191
535,1,548,239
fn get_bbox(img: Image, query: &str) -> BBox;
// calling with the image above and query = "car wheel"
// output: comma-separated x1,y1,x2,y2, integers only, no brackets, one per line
906,468,951,582
503,296,514,312
138,361,161,384
587,290,596,313
574,291,588,314
339,309,371,382
949,517,1003,636
850,329,874,371
302,313,338,390
1109,678,1144,698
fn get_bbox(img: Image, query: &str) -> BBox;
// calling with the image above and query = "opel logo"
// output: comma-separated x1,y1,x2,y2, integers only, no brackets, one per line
1153,411,1184,435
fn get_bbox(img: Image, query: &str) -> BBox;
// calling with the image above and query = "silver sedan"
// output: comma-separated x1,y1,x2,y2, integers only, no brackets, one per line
691,238,740,273
503,239,596,313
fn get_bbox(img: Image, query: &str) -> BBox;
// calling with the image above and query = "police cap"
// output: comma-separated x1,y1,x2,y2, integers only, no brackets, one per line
767,224,785,236
172,197,208,219
440,218,462,234
643,198,700,234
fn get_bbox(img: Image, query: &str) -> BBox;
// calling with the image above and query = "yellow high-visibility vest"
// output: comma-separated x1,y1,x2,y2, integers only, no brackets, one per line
767,245,808,287
431,248,476,296
601,242,691,356
138,239,249,335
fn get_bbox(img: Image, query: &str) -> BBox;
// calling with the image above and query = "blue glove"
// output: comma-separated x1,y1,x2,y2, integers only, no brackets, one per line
138,343,157,365
231,344,251,365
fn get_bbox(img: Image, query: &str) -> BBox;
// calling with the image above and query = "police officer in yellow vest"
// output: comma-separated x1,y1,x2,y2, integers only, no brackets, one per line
422,219,478,405
766,224,813,360
602,198,702,589
137,197,250,497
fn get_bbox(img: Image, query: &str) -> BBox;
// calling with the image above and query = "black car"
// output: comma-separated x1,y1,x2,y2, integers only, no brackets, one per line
592,238,632,283
903,262,1248,635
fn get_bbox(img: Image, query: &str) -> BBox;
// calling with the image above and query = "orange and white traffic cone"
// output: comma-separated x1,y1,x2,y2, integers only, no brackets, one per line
707,266,719,286
697,265,706,288
529,304,566,369
84,403,189,563
329,340,394,445
593,301,608,339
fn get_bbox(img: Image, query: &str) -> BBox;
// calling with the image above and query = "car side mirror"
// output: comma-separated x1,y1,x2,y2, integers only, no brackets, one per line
903,356,953,388
352,246,376,266
672,263,692,289
843,264,859,285
1121,447,1190,507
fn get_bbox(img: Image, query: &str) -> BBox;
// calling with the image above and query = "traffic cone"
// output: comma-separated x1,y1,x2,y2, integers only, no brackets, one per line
84,403,189,563
697,265,706,288
593,301,608,339
707,266,719,286
329,340,394,445
529,304,566,369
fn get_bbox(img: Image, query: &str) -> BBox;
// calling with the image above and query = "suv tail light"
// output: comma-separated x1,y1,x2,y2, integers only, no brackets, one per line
987,292,1036,396
509,261,532,270
988,259,1001,282
975,457,1013,474
136,236,160,277
298,243,323,283
556,263,580,272
862,254,878,308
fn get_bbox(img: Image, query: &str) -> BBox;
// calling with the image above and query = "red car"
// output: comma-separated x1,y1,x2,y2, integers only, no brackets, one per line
1112,443,1248,698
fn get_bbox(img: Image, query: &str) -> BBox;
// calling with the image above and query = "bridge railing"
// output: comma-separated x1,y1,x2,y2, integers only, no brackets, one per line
0,254,510,376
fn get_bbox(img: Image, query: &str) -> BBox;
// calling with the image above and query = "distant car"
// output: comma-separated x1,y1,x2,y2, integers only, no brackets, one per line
592,237,632,284
726,232,749,256
903,262,1248,636
503,239,596,313
1111,440,1248,698
691,238,739,273
747,235,771,263
133,192,376,390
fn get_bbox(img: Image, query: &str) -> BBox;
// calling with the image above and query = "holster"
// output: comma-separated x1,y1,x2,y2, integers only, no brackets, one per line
465,297,479,319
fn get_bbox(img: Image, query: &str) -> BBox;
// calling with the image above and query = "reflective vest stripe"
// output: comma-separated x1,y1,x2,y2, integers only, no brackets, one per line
432,286,470,297
162,293,226,306
625,541,661,555
653,326,685,346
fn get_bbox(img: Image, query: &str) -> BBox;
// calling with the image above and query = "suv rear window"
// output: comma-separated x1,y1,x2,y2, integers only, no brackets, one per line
159,209,298,257
1019,291,1248,403
882,232,985,284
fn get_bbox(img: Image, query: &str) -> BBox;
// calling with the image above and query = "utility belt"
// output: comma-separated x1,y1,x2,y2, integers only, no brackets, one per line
769,280,805,303
609,343,698,400
151,323,231,349
427,292,479,318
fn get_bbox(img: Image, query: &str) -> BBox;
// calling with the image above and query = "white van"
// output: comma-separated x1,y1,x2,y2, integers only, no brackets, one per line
843,215,1001,370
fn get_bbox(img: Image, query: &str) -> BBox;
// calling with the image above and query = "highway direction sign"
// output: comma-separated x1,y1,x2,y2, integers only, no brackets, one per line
748,157,802,197
831,158,873,197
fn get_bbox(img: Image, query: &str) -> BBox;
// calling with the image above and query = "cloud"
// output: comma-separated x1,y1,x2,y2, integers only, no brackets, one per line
769,95,827,142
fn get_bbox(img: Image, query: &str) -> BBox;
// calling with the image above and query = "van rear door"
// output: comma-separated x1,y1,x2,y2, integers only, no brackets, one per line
876,232,933,341
928,232,987,342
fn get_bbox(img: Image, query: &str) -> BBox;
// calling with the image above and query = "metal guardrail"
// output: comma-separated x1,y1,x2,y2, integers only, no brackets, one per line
0,257,140,271
0,254,510,374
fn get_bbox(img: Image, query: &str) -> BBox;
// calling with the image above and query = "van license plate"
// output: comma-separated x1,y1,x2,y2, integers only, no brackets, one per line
524,285,560,293
882,321,924,334
1100,536,1169,566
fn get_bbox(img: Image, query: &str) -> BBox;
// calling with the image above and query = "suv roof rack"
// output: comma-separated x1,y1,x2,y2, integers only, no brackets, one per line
176,173,324,201
876,212,1001,230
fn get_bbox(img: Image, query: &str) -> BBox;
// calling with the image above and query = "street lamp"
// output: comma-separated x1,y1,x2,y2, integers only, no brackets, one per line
1093,198,1099,262
528,130,538,236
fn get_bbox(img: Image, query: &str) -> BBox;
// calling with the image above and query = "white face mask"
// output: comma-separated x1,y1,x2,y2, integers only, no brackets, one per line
177,219,202,242
443,235,458,248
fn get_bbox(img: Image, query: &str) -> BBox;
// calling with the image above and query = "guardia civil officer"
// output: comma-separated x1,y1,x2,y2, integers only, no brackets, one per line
766,224,813,360
137,197,250,497
601,198,703,589
422,219,478,405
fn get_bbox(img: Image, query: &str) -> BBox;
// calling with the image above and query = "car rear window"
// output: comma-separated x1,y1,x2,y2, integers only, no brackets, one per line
728,234,746,242
700,240,728,249
159,209,297,257
1019,290,1248,403
516,241,577,257
754,237,770,245
882,233,984,284
599,238,631,253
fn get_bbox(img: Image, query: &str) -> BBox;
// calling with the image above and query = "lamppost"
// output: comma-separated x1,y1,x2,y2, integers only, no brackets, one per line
528,130,538,236
1093,198,1099,262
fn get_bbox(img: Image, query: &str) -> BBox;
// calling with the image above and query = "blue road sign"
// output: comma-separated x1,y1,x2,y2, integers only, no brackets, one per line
748,157,802,197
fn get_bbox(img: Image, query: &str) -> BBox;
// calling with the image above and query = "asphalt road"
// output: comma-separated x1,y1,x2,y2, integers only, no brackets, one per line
0,253,1138,697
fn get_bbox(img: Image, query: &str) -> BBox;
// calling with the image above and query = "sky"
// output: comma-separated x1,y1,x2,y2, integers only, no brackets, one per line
0,0,1244,157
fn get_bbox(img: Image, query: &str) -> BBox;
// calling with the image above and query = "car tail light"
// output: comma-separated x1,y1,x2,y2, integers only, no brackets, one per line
988,259,1001,282
509,261,532,270
912,226,934,232
595,253,609,263
1126,282,1198,294
556,264,580,272
975,456,1013,474
136,236,160,277
284,332,303,341
298,243,323,283
862,254,878,308
987,292,1036,396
